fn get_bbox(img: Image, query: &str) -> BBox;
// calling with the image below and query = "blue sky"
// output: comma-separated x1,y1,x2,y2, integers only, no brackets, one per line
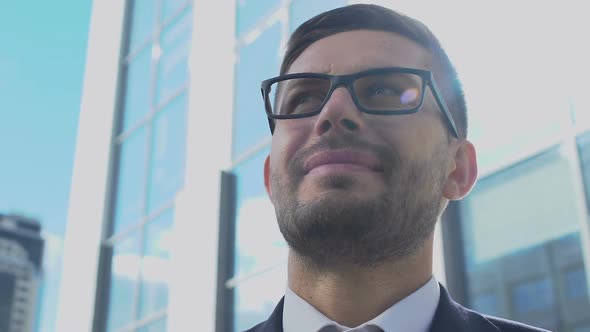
0,1,92,331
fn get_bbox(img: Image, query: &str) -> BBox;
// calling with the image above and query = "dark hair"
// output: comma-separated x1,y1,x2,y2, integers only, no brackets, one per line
281,4,468,138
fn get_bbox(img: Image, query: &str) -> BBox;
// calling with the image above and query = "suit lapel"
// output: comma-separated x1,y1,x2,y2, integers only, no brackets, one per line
246,297,284,332
429,284,499,332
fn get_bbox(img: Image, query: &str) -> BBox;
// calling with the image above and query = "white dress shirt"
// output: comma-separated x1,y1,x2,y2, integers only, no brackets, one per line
283,276,440,332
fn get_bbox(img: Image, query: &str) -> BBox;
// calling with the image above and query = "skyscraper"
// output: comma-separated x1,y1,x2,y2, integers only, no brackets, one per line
0,214,44,332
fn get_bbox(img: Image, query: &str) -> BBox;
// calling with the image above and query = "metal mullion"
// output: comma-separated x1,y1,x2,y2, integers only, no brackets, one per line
160,0,193,29
131,0,164,324
115,84,188,144
113,309,167,332
563,117,590,303
235,3,286,49
229,136,271,170
124,38,155,65
225,260,287,289
154,83,189,112
105,199,175,246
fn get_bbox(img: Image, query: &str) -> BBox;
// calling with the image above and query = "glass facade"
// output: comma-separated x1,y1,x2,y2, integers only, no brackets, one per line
100,0,192,330
458,147,590,331
64,1,590,331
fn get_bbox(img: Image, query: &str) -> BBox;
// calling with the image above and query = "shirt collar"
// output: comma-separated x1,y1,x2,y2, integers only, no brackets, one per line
283,276,440,332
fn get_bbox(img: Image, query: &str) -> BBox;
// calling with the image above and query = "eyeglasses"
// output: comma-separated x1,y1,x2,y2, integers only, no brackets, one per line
260,67,459,138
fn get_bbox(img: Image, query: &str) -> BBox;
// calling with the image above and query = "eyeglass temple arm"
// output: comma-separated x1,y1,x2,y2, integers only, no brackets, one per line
428,79,460,139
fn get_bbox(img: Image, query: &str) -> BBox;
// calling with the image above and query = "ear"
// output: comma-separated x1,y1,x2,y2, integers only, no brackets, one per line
264,155,272,200
442,140,478,200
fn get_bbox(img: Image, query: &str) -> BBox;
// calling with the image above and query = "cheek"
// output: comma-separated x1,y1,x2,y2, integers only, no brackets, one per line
270,120,313,168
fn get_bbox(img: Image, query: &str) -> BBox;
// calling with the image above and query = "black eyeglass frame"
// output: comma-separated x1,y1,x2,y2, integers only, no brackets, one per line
260,67,460,138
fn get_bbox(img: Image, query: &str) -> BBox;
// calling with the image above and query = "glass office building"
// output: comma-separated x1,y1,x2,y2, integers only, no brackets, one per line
57,1,590,331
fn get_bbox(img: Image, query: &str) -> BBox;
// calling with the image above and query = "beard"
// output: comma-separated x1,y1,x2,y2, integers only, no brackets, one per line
270,134,448,270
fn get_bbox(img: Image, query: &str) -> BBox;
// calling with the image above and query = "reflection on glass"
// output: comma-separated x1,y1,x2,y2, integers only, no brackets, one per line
565,267,589,301
122,48,152,132
236,0,281,36
234,263,287,332
461,149,590,331
137,316,167,332
128,0,157,51
289,0,345,32
233,148,286,277
113,128,147,235
106,233,140,331
512,278,554,314
161,0,189,22
156,8,192,104
139,209,173,318
471,293,499,317
147,94,187,212
233,23,280,158
577,132,590,211
233,148,288,331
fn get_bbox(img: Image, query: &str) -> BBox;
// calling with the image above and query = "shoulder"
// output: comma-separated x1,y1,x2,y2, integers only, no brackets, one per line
432,285,552,332
242,297,285,332
482,314,552,332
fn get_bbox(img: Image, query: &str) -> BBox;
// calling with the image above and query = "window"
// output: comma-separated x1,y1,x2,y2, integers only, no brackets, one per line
565,267,590,301
112,129,148,234
233,22,281,158
236,0,281,36
512,278,554,314
455,148,589,331
100,1,192,330
289,0,345,32
231,148,288,331
471,292,500,317
106,234,140,331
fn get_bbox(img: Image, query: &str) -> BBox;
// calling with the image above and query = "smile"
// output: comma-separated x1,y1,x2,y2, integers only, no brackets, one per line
303,149,383,175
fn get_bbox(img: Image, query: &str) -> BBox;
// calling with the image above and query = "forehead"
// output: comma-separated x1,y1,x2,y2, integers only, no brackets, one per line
287,30,430,75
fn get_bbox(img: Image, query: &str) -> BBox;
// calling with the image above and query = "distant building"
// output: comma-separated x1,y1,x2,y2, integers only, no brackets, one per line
0,214,44,332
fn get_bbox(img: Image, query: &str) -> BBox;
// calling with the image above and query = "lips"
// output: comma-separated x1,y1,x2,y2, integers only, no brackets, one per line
303,149,383,174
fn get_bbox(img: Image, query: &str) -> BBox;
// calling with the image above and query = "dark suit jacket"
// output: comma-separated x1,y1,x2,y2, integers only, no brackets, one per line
244,285,551,332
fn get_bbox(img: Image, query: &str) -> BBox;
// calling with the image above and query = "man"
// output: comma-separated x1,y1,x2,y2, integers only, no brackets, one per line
247,4,549,332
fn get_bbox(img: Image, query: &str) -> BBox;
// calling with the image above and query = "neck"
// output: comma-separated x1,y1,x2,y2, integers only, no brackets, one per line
287,235,434,328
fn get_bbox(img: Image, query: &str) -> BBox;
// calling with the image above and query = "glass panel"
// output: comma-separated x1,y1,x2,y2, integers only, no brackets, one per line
139,209,174,318
233,23,281,158
106,233,140,331
574,325,590,332
147,94,187,212
234,265,287,332
233,147,287,278
511,278,554,314
156,8,192,104
162,0,189,22
577,132,590,211
113,128,148,235
471,292,500,317
122,47,153,132
565,267,589,301
137,316,167,332
0,274,14,331
289,0,345,32
232,148,287,331
128,0,157,51
236,0,281,36
460,149,590,331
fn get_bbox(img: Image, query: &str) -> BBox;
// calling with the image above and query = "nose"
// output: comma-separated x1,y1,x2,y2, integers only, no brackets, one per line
313,86,366,136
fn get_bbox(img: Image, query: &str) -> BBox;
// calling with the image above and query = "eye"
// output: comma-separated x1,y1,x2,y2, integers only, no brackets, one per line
368,84,400,97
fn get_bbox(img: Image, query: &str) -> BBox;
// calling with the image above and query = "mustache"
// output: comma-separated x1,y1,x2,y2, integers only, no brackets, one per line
288,134,401,178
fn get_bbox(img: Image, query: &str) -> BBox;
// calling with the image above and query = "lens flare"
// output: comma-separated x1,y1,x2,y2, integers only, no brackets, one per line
401,88,419,105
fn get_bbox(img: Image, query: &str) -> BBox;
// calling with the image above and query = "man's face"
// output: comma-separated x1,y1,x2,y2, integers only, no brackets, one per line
264,30,456,268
